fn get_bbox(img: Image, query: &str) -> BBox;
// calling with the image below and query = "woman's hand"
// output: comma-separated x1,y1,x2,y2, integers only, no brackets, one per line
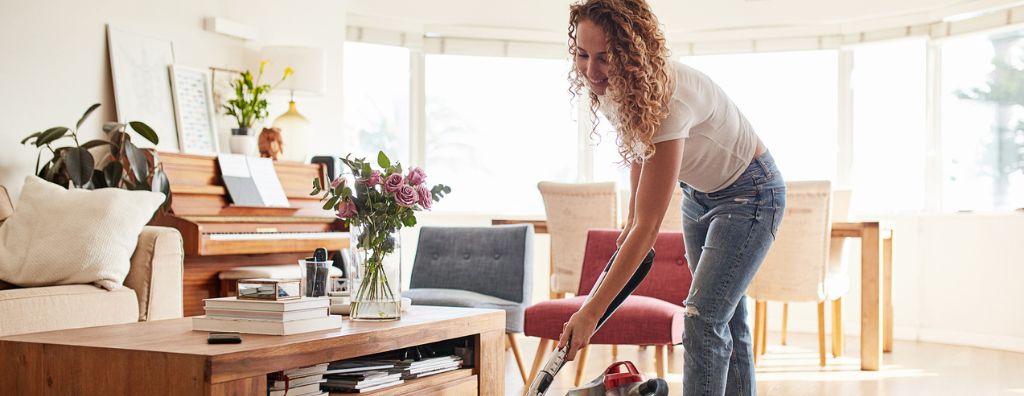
557,306,600,361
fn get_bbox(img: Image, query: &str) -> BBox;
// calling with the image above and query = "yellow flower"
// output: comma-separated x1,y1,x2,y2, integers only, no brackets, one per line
283,66,294,79
259,59,269,75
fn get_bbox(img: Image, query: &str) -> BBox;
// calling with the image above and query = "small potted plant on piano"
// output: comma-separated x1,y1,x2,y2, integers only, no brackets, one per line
311,151,450,321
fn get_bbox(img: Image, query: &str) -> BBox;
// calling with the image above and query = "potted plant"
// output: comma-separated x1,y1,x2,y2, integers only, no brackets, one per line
311,151,450,320
223,60,291,155
20,103,170,208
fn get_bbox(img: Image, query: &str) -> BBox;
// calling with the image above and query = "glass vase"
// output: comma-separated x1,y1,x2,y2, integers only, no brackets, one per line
348,223,402,321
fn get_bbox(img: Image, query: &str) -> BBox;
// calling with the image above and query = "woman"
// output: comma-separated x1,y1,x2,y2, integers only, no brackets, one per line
556,0,786,395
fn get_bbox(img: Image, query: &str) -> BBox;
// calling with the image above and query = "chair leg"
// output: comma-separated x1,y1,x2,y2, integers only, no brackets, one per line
611,344,618,362
574,345,590,386
753,300,763,364
817,301,827,367
832,297,844,357
527,338,552,386
757,300,768,356
655,345,667,379
507,333,528,384
781,302,789,346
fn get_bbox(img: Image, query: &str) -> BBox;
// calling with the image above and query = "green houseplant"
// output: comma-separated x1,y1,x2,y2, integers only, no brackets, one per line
20,103,170,207
223,60,292,136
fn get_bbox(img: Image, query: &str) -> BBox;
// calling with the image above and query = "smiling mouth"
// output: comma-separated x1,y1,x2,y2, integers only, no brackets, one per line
589,78,607,85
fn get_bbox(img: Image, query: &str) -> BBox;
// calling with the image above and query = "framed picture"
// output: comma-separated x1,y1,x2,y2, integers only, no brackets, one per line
169,65,220,155
106,24,180,152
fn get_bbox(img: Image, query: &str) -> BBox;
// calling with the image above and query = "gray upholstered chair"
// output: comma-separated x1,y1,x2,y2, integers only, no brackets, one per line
403,224,534,382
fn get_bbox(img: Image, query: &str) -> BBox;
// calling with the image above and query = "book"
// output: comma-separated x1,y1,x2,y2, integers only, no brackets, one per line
325,361,395,375
268,382,321,396
400,366,459,379
324,372,401,388
283,363,329,377
204,307,328,322
192,315,342,335
203,296,329,312
216,154,290,207
269,374,325,390
321,379,404,393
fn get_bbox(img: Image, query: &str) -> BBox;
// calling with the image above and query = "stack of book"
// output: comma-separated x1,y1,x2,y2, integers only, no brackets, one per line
328,291,351,316
321,360,402,393
192,296,341,335
268,363,328,396
386,355,463,380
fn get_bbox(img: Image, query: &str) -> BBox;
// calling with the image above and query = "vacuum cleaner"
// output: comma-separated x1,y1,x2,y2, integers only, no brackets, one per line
525,249,671,396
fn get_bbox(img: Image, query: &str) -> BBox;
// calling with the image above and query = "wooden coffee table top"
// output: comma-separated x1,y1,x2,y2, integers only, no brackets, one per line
0,305,505,385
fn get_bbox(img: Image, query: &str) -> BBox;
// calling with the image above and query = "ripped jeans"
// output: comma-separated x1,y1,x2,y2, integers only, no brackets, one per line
679,151,785,396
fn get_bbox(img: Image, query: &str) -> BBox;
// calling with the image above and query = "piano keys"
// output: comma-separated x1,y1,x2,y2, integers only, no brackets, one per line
152,152,349,316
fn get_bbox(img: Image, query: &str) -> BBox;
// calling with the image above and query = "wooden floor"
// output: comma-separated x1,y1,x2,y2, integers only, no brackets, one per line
504,332,1024,395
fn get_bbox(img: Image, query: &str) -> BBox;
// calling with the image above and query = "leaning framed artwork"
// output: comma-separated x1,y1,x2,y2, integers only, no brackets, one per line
169,65,220,155
106,24,180,152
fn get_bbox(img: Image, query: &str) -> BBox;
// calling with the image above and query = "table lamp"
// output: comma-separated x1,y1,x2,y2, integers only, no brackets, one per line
260,45,326,163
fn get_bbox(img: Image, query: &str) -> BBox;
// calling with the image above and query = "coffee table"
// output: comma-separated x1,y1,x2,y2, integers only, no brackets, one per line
0,306,505,395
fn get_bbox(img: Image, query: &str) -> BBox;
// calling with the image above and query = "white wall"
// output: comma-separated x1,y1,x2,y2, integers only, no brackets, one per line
0,0,347,200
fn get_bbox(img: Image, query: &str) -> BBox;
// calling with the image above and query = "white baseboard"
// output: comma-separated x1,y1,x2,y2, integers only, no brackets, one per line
761,319,1024,353
917,328,1024,353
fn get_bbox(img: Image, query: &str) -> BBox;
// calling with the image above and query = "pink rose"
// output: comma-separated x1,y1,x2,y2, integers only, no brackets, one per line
336,200,358,219
384,173,404,193
361,170,382,186
406,167,427,186
330,176,345,189
416,185,432,210
395,185,418,208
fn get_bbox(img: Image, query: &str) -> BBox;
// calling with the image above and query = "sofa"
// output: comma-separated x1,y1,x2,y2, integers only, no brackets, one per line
0,186,184,337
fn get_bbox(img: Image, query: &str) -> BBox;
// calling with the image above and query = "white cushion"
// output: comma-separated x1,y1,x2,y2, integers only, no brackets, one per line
0,176,165,290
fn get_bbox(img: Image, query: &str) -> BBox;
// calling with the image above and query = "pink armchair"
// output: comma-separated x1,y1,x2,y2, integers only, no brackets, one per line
523,229,691,385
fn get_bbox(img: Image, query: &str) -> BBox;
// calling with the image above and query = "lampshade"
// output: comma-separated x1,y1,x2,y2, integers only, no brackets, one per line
260,45,326,96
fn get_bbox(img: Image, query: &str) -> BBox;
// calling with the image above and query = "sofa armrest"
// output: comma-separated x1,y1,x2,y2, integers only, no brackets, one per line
124,226,184,321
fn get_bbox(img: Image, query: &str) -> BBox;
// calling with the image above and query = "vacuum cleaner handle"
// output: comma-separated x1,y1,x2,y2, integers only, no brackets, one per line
525,248,656,396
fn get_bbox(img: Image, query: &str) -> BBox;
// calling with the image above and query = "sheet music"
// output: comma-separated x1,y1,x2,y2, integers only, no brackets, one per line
217,154,264,206
245,156,290,207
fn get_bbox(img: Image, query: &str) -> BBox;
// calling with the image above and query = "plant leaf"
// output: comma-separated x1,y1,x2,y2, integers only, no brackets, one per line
62,147,95,188
124,141,149,183
77,103,101,130
155,168,171,209
91,169,108,189
81,139,114,149
36,127,69,147
377,151,391,169
402,215,417,227
21,131,42,145
103,161,124,188
128,121,159,145
323,196,340,210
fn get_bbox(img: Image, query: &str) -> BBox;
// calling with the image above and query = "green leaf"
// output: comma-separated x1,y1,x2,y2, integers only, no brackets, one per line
34,151,41,175
77,103,101,130
104,161,124,188
124,141,149,183
155,168,171,209
402,215,417,227
323,196,340,210
342,186,352,199
313,178,321,189
36,126,69,147
377,151,391,169
128,121,159,145
81,139,113,149
361,163,372,177
62,147,95,188
21,131,42,145
334,181,344,196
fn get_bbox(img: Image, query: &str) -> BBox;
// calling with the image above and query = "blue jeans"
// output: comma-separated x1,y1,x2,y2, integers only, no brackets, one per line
679,152,785,396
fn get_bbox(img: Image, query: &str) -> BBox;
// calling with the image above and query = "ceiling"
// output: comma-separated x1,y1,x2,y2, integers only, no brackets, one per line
347,0,1024,41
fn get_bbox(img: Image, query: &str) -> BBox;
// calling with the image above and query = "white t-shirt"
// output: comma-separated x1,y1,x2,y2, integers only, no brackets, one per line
599,60,761,192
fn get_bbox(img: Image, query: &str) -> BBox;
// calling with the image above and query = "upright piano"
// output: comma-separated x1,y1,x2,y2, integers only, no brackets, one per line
153,152,348,316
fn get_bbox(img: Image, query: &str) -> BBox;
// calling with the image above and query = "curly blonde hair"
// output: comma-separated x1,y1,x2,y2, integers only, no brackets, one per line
568,0,673,162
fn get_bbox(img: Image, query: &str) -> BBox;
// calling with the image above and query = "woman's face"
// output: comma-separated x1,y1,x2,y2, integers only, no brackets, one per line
575,19,610,95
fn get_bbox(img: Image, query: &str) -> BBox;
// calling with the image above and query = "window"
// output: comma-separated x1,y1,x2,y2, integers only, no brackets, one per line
343,42,411,164
681,51,838,183
424,55,578,214
851,39,928,214
941,31,1024,211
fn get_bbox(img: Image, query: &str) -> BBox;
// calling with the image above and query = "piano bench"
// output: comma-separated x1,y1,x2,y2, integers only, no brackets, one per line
218,265,343,297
